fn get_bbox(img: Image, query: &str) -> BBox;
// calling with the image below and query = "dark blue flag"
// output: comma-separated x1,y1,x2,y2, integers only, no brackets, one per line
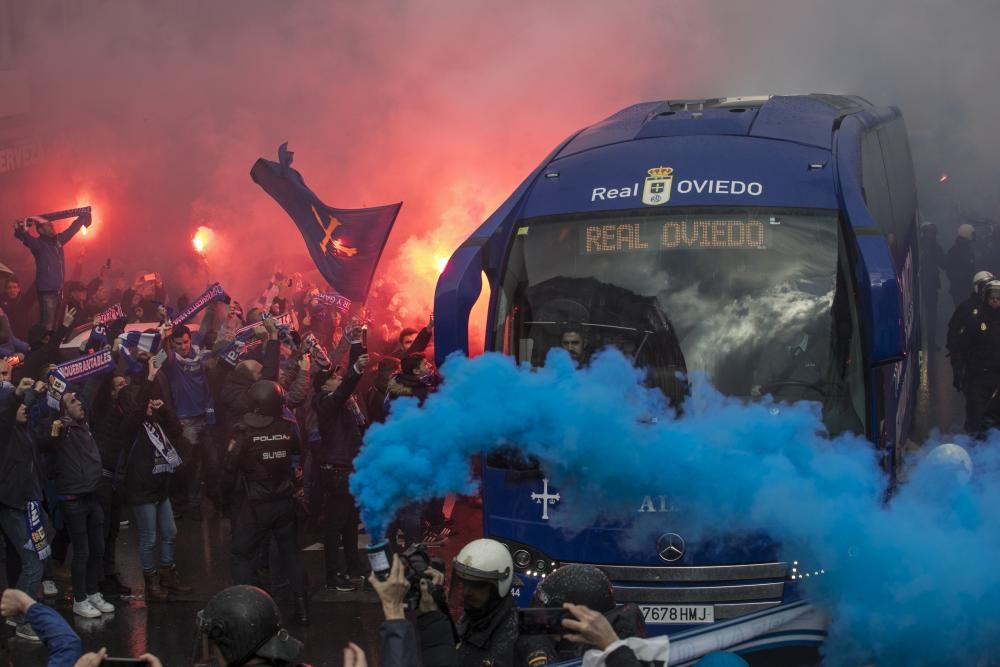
251,143,401,302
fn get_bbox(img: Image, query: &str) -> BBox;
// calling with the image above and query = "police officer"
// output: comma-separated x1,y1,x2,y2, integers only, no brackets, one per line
452,539,520,667
948,270,994,393
220,380,309,625
957,279,1000,436
191,585,308,667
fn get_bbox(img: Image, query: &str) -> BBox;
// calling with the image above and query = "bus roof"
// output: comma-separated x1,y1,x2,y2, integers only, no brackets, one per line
555,94,881,158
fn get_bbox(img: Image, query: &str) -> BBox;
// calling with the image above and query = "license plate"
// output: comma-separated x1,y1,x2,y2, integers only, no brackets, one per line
639,604,715,624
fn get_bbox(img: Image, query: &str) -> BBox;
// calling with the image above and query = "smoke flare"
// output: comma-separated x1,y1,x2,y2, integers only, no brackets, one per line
352,349,1000,665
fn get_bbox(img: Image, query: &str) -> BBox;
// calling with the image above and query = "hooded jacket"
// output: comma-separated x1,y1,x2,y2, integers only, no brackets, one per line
312,363,364,467
220,339,280,434
47,416,103,497
120,377,185,506
0,389,46,509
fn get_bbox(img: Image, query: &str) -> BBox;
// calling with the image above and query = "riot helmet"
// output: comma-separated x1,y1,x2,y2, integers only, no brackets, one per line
245,380,285,428
452,539,514,597
958,223,976,240
192,585,302,667
531,564,615,613
974,271,995,293
982,279,1000,307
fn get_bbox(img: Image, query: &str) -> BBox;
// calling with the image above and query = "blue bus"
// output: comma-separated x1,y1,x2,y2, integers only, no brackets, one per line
434,95,919,658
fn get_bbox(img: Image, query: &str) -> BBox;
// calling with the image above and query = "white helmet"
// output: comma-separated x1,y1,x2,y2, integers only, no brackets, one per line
958,224,976,240
924,443,973,484
983,279,1000,299
974,271,995,291
453,539,514,597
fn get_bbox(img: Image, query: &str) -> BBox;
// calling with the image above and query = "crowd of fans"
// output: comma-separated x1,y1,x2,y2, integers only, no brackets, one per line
0,214,443,651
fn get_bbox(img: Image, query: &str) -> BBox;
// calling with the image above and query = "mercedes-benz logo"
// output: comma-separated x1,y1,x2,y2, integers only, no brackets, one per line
656,533,685,562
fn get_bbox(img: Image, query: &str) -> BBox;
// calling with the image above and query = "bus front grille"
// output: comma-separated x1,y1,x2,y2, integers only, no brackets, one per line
563,562,789,622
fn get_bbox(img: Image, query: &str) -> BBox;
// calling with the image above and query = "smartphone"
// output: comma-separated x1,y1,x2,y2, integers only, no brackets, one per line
361,325,368,353
517,607,570,635
142,273,157,282
152,348,168,368
101,659,146,666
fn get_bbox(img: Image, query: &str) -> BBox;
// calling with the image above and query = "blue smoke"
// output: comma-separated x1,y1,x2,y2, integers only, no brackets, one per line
351,349,1000,664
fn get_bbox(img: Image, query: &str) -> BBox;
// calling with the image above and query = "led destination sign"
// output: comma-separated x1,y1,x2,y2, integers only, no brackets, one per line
582,218,768,254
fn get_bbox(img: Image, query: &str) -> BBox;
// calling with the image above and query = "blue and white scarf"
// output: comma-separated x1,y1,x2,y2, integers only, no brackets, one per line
315,291,352,313
23,501,51,560
169,283,230,328
46,348,116,409
94,303,126,325
145,421,182,475
219,312,293,366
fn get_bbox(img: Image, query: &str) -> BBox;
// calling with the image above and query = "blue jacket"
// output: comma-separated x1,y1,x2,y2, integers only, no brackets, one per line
27,603,82,666
14,218,85,292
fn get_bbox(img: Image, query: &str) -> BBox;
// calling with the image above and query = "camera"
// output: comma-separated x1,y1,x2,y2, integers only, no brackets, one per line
399,544,446,609
518,607,571,635
366,541,445,610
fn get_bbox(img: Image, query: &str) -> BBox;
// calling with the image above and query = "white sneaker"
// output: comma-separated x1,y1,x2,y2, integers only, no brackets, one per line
15,623,40,642
73,599,101,618
42,580,59,597
86,592,115,613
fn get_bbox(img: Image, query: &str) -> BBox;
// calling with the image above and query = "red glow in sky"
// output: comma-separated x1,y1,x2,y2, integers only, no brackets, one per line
0,2,714,344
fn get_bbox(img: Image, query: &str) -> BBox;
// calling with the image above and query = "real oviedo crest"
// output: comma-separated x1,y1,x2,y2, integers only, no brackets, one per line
642,166,674,206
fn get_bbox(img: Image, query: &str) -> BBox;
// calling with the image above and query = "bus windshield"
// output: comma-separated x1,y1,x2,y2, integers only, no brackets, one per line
493,208,866,434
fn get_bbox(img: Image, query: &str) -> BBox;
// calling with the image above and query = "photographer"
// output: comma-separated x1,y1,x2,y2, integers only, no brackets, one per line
368,553,458,667
516,565,646,667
